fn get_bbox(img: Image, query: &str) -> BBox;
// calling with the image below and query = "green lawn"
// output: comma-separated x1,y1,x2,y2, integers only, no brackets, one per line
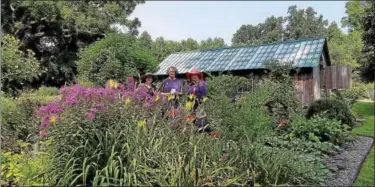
352,101,375,137
352,101,374,186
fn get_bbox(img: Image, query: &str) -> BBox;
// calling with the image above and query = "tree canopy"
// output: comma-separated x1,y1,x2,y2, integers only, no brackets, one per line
360,0,375,82
1,0,144,87
1,1,373,94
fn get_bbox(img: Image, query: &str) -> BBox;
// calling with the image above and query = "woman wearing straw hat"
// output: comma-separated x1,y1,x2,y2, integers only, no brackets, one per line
137,72,156,97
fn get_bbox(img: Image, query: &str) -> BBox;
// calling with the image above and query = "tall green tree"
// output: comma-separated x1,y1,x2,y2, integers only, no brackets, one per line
231,25,261,46
231,16,283,46
1,0,144,87
360,0,375,82
200,37,226,49
258,16,284,44
232,6,328,46
138,31,153,50
284,6,328,39
341,0,371,32
327,22,362,67
181,38,199,51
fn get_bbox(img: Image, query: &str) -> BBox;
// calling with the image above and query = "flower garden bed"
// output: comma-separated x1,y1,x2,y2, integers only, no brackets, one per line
1,72,366,186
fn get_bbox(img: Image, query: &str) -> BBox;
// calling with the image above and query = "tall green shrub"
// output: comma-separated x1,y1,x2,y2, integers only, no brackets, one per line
306,98,356,128
76,33,157,86
1,34,42,95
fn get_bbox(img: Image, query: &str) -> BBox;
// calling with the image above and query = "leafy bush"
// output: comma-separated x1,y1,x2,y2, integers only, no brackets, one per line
1,95,56,151
206,74,250,98
335,82,374,106
306,98,356,128
238,141,330,185
1,141,53,186
284,116,352,145
264,136,342,156
77,33,157,86
1,34,42,95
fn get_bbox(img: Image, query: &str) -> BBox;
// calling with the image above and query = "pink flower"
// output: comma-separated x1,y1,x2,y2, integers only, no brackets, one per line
95,103,104,109
89,108,98,113
85,112,95,121
39,103,64,116
40,129,48,137
40,118,50,128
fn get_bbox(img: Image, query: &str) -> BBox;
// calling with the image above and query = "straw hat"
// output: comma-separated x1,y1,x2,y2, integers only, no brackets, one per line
186,68,204,79
141,72,155,81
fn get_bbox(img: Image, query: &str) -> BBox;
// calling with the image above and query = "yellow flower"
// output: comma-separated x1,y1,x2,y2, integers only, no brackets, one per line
137,120,146,129
167,93,174,101
202,97,208,103
188,94,195,100
125,98,132,105
154,95,160,102
108,80,118,89
185,101,194,111
49,115,57,125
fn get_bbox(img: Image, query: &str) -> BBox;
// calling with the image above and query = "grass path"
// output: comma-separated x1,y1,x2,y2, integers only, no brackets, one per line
352,101,374,186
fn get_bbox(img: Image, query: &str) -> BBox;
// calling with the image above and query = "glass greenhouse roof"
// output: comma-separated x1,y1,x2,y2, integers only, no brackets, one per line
154,37,328,75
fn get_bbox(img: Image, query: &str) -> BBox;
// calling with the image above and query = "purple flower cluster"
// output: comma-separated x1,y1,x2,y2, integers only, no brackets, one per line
38,77,166,137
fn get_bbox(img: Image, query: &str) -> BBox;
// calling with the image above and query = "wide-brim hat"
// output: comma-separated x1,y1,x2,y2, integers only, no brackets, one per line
141,72,155,81
186,68,204,79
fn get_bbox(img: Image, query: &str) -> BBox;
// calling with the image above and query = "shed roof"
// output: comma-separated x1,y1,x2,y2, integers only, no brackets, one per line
154,37,330,75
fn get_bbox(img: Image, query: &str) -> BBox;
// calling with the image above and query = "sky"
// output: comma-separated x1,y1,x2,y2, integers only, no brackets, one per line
131,1,348,45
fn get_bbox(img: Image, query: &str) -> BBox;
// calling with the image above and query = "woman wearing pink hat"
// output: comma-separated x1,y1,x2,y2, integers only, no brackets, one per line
186,68,207,103
186,68,208,130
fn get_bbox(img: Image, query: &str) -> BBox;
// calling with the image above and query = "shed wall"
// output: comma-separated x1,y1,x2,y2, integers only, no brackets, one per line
323,66,352,89
293,70,314,106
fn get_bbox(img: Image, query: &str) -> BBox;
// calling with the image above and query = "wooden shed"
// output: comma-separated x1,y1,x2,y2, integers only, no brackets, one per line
154,37,351,106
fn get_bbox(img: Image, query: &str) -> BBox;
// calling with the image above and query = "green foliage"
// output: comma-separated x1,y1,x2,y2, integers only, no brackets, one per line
1,0,144,87
264,136,341,156
352,101,375,137
47,96,245,186
181,38,199,51
334,82,374,107
77,33,157,85
285,116,353,145
138,31,153,50
199,37,227,50
341,0,371,32
206,74,250,98
360,0,375,82
232,6,328,46
1,141,54,186
1,34,42,95
232,16,284,45
284,6,328,39
327,24,363,67
1,95,56,151
236,142,330,185
306,98,356,128
36,86,59,97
